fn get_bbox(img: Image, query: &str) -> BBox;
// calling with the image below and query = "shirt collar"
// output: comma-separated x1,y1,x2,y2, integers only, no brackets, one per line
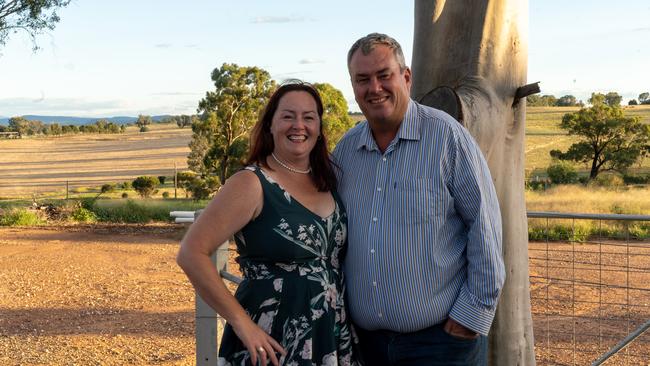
356,100,420,151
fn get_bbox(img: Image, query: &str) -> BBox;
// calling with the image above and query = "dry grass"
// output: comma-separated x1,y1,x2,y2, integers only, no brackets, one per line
526,185,650,215
0,124,191,199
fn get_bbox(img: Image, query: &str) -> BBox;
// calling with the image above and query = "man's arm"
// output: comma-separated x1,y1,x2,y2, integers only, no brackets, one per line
446,125,506,337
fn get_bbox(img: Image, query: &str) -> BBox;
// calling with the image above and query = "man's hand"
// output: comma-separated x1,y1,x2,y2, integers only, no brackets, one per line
443,318,479,340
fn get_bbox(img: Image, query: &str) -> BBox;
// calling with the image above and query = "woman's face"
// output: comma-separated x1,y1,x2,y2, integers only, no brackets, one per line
269,90,321,161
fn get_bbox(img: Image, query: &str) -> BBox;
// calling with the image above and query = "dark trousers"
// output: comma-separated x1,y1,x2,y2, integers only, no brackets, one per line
355,322,487,366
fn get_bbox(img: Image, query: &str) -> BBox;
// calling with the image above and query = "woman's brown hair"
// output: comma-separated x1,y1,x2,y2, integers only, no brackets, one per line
246,80,337,192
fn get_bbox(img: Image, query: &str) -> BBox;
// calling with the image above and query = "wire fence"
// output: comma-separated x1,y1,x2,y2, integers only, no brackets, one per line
528,212,650,365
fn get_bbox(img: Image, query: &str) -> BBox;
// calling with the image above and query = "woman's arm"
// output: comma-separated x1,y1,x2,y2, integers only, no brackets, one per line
176,170,285,365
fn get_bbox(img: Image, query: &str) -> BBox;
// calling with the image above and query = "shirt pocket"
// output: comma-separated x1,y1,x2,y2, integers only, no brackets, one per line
392,178,447,225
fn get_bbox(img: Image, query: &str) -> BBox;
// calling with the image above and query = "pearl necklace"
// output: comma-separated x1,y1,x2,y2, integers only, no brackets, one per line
271,153,312,174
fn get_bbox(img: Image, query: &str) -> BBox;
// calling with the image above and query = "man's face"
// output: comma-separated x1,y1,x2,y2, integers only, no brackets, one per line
349,44,412,128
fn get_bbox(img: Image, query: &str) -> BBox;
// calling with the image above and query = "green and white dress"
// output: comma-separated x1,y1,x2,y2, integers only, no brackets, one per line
218,165,362,366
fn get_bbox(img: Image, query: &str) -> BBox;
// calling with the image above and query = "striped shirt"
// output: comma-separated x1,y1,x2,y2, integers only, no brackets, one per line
332,100,505,336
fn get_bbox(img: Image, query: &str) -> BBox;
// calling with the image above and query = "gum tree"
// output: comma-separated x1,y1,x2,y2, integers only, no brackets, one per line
412,1,537,363
190,63,275,186
0,0,71,50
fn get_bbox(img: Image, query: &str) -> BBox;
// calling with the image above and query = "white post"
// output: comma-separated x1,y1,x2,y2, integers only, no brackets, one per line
194,209,231,365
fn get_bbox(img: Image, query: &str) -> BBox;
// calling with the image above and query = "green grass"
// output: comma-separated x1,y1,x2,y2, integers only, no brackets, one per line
0,208,46,226
90,198,207,223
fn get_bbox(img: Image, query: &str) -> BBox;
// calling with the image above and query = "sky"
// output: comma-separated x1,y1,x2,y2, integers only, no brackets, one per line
0,0,649,118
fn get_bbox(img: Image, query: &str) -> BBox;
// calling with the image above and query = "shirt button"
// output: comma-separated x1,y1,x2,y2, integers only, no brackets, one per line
372,281,377,286
382,157,387,162
370,249,375,254
378,312,383,318
372,217,378,222
377,187,382,192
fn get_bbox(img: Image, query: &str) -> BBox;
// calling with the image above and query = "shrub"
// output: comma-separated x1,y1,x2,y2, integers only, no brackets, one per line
589,174,624,188
119,181,131,190
0,209,46,226
162,191,170,199
101,183,116,193
132,176,159,198
157,176,167,185
188,176,220,200
526,180,548,191
622,174,650,185
547,161,578,184
121,192,128,199
139,126,150,132
70,207,97,223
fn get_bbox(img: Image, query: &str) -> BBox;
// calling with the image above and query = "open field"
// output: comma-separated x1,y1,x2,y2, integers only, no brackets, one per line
0,124,191,199
525,105,650,178
1,106,649,199
1,225,648,365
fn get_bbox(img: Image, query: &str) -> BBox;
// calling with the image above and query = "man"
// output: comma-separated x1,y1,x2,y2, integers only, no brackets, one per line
333,33,505,365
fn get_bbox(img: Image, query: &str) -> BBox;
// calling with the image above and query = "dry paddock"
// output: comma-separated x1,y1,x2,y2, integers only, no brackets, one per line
1,225,649,365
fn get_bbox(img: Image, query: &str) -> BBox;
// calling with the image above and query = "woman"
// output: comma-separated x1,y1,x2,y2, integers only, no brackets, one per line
177,81,361,366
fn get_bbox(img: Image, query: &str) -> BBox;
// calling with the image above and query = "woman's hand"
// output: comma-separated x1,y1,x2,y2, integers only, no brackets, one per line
232,319,286,366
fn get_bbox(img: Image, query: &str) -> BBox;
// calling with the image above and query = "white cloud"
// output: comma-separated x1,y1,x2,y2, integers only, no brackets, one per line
251,16,306,24
299,58,324,65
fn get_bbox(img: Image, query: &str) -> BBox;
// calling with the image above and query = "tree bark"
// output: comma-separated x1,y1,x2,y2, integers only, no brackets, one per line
411,1,535,364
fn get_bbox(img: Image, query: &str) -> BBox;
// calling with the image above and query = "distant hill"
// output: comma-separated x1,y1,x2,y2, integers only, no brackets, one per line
0,115,172,125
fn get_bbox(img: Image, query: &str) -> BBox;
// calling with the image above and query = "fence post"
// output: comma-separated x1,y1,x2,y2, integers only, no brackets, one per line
194,209,230,365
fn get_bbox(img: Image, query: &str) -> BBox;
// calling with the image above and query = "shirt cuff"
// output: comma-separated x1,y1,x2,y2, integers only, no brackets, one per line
448,285,497,336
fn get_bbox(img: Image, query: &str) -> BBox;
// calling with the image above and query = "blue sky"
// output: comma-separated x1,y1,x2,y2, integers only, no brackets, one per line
0,0,649,118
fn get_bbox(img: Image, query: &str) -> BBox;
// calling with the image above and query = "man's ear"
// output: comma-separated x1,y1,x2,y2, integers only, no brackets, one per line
404,67,412,87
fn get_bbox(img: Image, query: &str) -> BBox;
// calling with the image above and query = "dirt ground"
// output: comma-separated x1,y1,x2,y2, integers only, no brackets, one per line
2,225,650,365
0,224,198,365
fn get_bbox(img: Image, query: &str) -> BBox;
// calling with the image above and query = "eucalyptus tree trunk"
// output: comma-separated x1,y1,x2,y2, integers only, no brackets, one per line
411,1,536,364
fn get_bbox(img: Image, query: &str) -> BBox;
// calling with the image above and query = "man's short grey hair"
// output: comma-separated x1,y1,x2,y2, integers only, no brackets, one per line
347,33,407,71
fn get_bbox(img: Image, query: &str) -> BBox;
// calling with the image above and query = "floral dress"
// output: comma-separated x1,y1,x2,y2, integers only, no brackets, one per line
218,166,362,366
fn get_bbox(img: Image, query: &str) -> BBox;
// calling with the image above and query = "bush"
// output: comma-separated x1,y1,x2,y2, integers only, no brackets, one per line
157,176,167,185
162,191,170,199
547,161,578,184
0,208,46,226
139,126,150,133
121,192,128,199
132,176,159,198
101,183,116,193
526,179,548,191
622,174,650,185
589,174,624,188
188,176,220,200
70,207,97,223
119,181,131,190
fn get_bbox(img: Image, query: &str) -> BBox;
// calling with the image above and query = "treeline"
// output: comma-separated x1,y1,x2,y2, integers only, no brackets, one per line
0,117,126,136
0,113,200,136
527,91,650,107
